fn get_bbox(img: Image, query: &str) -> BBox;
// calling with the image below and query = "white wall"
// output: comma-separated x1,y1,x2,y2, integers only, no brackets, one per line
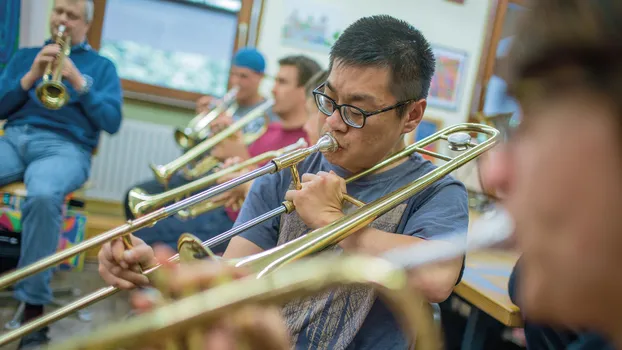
19,0,53,48
256,0,493,126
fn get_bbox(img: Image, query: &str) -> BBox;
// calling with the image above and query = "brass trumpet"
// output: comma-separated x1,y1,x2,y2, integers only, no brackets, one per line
0,123,498,345
152,98,275,187
128,138,308,217
179,117,271,181
36,25,71,110
174,86,240,150
43,123,503,350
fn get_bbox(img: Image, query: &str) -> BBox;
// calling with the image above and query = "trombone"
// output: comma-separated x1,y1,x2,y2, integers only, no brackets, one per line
152,98,275,187
44,123,503,350
0,123,498,345
128,138,309,217
36,25,71,110
174,86,240,150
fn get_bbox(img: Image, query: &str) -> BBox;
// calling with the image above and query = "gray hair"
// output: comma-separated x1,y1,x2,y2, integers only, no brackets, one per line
56,0,94,23
84,0,94,24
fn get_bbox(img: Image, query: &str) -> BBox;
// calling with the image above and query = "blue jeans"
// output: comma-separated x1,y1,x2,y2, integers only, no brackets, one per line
0,125,91,305
124,175,234,254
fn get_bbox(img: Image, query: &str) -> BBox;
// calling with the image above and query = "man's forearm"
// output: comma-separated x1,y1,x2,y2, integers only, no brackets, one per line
338,226,426,255
338,226,463,303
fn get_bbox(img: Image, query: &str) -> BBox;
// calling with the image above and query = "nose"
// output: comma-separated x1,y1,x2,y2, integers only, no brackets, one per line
325,109,348,133
57,13,68,24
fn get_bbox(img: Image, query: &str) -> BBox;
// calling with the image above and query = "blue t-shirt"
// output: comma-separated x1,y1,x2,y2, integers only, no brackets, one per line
235,151,469,350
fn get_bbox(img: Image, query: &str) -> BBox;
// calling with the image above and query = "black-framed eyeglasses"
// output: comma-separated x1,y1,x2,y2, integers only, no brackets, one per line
312,82,415,128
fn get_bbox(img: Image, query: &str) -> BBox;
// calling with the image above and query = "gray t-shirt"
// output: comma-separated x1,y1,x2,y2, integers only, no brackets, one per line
233,99,279,135
235,151,469,350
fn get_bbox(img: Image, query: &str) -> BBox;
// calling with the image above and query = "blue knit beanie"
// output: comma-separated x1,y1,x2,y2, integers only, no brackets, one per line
232,48,266,74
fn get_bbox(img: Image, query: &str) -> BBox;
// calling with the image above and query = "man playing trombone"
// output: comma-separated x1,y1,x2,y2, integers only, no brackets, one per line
0,0,123,348
130,55,322,253
101,15,469,350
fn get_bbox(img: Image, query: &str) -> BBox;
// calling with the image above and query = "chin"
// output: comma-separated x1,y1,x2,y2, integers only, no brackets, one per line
323,150,345,167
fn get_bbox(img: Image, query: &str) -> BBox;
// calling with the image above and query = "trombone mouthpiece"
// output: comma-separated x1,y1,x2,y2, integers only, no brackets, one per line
315,133,339,154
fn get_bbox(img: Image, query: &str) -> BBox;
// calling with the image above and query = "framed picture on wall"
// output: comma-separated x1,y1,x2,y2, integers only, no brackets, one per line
428,45,468,111
280,0,343,54
406,117,443,163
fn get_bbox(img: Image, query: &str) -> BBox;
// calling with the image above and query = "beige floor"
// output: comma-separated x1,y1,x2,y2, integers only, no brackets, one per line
0,262,132,349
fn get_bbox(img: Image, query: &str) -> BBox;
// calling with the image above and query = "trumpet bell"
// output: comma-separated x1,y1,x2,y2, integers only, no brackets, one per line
127,188,153,218
173,128,196,150
35,80,69,110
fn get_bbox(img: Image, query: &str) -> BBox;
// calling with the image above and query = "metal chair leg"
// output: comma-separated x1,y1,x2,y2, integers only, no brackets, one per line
4,301,25,330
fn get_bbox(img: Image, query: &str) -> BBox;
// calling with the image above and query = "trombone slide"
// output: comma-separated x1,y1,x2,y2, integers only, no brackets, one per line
44,207,512,350
0,135,337,292
0,124,496,345
130,138,308,217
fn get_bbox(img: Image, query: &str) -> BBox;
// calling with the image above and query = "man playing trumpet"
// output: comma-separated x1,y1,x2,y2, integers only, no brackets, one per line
0,0,123,348
123,48,274,250
100,15,469,350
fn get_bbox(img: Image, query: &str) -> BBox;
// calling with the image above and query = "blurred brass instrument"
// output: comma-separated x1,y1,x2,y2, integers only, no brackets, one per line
36,25,71,110
152,98,275,187
44,123,502,350
0,123,498,345
174,86,240,150
128,138,308,217
179,116,271,181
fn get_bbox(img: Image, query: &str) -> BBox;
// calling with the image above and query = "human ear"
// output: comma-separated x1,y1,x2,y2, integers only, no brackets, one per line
401,99,426,134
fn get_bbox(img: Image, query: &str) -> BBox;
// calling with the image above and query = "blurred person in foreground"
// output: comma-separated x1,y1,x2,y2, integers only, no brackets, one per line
480,0,622,348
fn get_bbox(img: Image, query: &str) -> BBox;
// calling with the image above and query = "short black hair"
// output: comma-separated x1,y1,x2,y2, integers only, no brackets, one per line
278,55,323,87
329,15,436,116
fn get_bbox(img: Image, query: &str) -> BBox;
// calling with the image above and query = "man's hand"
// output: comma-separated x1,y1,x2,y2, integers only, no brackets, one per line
21,44,62,90
210,119,250,160
196,95,216,115
61,56,86,92
132,246,291,350
98,235,157,289
284,171,345,229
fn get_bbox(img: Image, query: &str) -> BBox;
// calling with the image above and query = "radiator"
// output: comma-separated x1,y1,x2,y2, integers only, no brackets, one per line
85,119,183,202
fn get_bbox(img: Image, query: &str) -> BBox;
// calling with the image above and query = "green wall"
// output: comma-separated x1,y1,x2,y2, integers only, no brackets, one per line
122,98,194,128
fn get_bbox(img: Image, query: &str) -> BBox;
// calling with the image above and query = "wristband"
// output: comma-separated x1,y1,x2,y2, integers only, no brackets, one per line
77,74,93,95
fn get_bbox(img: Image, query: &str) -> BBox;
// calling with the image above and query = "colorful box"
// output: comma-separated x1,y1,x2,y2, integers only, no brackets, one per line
0,193,87,271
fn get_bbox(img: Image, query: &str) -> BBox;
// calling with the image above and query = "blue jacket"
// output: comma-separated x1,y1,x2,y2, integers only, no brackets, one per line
0,41,123,152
